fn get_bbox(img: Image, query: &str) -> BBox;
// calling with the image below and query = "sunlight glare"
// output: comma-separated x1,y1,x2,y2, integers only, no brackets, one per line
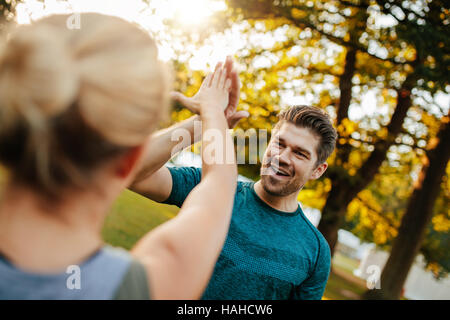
171,0,226,26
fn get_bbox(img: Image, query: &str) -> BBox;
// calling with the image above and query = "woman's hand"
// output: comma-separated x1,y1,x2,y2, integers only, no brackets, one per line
171,57,248,127
171,62,230,114
197,63,231,115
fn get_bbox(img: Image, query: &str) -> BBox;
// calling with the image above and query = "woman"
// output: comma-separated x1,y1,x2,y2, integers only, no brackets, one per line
0,13,237,299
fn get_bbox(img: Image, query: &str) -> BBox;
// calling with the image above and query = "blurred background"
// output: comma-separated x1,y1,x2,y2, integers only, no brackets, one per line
0,0,448,300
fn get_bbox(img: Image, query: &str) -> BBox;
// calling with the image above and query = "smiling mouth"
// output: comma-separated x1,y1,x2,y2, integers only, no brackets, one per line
270,165,291,178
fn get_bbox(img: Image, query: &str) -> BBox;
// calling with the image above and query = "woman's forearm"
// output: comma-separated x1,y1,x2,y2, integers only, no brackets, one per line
199,108,237,180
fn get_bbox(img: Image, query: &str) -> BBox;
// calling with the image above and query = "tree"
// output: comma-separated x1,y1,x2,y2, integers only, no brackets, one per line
363,110,450,299
0,0,19,29
225,0,449,257
342,106,450,279
318,0,449,257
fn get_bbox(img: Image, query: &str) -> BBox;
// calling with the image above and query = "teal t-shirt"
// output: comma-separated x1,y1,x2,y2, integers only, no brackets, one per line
163,166,331,300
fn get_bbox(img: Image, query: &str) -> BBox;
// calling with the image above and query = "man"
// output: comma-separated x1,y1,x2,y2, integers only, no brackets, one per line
131,58,337,299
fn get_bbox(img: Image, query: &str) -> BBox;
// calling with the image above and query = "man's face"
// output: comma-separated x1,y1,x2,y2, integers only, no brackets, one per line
260,122,327,196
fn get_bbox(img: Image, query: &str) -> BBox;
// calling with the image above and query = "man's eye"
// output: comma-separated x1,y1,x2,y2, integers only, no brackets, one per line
274,142,284,148
295,151,305,157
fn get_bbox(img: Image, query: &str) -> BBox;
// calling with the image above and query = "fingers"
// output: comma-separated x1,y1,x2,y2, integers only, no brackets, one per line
170,91,190,105
203,58,236,89
207,58,236,90
228,110,250,129
227,68,240,112
202,72,213,88
234,110,249,119
210,62,222,87
212,63,225,88
224,55,233,77
218,66,227,89
230,69,241,90
225,78,231,91
170,91,199,113
170,91,183,102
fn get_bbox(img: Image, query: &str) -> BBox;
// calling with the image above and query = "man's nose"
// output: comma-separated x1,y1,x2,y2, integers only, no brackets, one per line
274,147,291,167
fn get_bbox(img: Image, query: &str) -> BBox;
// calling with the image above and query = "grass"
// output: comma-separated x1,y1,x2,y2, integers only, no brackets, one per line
103,189,367,300
332,251,361,274
102,189,179,250
322,251,367,300
323,269,366,300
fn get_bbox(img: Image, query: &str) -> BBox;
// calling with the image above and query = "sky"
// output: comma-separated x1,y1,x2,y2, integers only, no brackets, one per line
15,0,449,120
15,0,251,80
16,0,227,26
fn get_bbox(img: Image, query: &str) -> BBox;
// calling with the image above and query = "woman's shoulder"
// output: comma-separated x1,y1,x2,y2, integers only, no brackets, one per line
100,245,150,299
0,244,147,299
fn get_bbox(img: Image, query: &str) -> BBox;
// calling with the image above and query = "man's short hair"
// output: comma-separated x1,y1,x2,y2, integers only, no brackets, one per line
274,105,337,165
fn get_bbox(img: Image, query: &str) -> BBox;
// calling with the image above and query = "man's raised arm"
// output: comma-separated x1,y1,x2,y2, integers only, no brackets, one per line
130,115,201,202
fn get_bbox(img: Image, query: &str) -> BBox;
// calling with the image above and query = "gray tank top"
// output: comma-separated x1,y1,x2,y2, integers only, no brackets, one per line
0,245,149,299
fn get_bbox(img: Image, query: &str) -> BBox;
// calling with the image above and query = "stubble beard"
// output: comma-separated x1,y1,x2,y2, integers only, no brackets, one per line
260,168,304,197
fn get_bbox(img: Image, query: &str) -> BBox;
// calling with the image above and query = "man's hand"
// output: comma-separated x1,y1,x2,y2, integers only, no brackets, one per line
171,56,249,129
223,56,249,128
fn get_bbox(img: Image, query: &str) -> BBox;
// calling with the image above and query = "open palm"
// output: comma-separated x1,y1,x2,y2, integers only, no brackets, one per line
171,57,249,128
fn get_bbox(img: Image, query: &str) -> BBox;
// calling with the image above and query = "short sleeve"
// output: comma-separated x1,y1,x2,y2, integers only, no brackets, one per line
292,237,331,300
162,166,202,208
113,258,150,300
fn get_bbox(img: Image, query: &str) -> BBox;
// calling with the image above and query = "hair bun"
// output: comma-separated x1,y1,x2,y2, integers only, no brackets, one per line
0,23,79,131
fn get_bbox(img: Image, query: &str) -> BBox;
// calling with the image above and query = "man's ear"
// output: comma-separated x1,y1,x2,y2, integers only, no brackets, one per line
115,146,144,179
311,162,328,180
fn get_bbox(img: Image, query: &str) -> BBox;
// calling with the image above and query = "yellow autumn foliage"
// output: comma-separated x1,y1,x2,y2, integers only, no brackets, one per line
432,214,450,232
291,8,307,20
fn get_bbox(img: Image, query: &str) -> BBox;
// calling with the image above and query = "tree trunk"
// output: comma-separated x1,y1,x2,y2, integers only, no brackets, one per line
335,47,357,166
317,177,358,256
363,112,450,300
317,45,358,254
337,48,357,125
318,78,415,254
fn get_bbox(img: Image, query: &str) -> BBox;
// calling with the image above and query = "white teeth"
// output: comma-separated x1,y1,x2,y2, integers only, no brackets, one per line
271,165,290,176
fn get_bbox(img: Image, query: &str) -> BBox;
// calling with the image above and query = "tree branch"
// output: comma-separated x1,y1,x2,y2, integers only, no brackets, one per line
280,6,411,66
355,195,398,228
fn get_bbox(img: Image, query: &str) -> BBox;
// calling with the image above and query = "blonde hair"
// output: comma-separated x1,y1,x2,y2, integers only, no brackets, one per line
0,13,171,195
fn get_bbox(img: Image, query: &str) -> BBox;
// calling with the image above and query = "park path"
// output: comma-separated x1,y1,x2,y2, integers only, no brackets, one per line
332,267,367,288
